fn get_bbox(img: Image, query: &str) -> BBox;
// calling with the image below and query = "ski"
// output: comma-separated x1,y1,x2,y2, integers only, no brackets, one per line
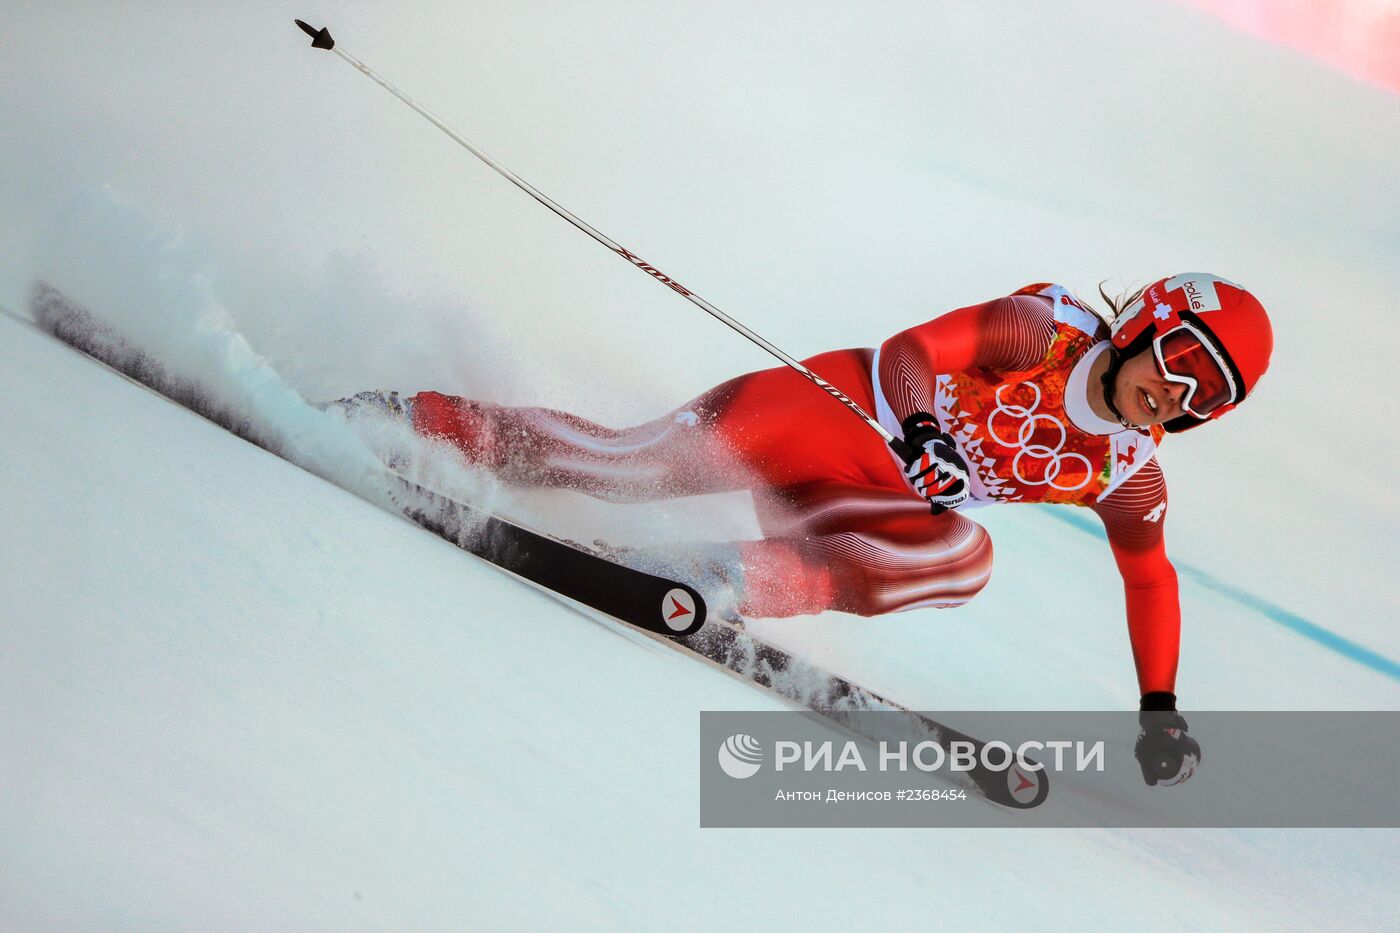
390,485,707,638
676,623,1048,809
24,285,1047,809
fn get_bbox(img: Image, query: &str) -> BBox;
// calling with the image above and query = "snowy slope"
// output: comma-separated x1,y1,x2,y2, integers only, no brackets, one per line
4,0,1400,928
4,300,1397,931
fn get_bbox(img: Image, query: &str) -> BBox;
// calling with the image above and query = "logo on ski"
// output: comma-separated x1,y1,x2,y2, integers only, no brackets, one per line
1007,765,1041,805
662,588,696,631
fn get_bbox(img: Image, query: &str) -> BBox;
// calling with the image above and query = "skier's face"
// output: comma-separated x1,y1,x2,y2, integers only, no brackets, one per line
1114,347,1187,427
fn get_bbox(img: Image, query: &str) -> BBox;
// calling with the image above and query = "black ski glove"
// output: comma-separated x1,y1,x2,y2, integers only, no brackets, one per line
1134,691,1202,787
900,413,971,515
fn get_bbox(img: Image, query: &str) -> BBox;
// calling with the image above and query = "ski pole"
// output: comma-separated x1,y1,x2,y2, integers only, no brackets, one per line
293,20,914,462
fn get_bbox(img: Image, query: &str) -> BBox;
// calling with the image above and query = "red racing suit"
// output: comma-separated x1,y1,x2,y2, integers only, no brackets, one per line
410,283,1180,694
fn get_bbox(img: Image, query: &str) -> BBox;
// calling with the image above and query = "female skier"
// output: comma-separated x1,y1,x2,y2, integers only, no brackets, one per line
351,272,1272,787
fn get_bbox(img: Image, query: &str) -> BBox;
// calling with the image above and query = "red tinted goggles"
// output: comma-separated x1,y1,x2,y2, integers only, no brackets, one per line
1153,323,1239,419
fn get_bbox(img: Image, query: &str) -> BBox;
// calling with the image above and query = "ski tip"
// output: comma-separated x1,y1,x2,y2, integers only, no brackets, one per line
294,19,335,50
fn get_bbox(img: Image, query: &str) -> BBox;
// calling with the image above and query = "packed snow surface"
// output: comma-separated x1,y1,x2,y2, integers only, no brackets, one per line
2,0,1398,928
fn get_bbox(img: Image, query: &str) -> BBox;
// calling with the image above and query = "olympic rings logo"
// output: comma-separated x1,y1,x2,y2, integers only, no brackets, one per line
985,383,1093,491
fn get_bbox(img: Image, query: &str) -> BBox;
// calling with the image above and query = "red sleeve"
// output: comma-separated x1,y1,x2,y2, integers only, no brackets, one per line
1091,458,1180,696
877,293,1056,423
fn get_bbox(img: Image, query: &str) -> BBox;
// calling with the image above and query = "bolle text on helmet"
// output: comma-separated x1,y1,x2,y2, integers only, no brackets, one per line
1182,279,1208,310
1164,273,1236,314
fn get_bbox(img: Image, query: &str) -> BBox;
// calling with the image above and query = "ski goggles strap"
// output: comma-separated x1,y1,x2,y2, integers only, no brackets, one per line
1153,322,1239,419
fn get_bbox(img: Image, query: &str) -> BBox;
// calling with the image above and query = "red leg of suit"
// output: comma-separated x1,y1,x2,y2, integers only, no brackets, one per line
409,348,993,617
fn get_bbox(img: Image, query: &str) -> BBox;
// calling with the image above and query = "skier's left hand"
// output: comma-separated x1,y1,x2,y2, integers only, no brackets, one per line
900,414,971,514
1134,692,1201,787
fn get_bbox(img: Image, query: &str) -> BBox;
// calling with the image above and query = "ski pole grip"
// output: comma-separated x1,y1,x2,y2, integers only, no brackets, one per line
888,436,915,465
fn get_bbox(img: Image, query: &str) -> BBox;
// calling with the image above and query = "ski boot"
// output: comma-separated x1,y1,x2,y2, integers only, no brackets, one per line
319,390,414,421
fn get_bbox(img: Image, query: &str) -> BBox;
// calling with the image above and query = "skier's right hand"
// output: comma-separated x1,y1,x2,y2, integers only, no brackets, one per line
1134,692,1202,787
899,413,971,515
